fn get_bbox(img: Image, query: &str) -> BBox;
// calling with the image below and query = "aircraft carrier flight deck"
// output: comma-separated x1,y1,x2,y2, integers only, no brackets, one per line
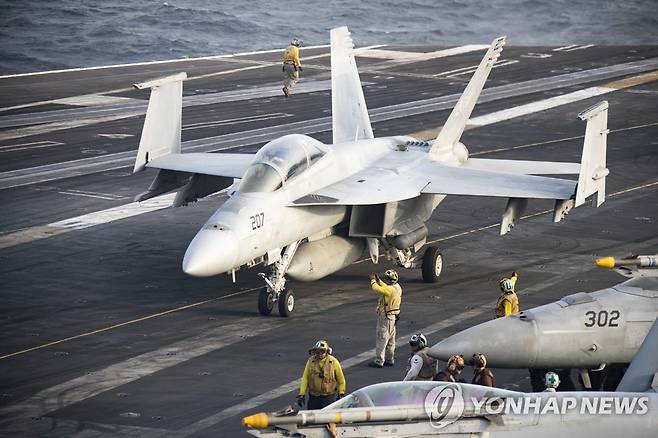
1,43,657,436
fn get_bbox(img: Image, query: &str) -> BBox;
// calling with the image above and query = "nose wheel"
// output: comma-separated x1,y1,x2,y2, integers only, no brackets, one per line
258,287,275,316
257,287,295,317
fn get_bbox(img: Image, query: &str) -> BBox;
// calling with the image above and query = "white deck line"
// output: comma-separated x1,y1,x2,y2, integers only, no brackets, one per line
468,86,614,126
0,45,332,79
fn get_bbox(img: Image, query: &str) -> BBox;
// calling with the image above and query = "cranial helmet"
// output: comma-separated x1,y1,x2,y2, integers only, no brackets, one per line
447,354,465,371
471,352,487,368
499,277,514,292
545,371,560,389
309,339,332,355
291,38,300,47
385,269,399,284
409,333,427,350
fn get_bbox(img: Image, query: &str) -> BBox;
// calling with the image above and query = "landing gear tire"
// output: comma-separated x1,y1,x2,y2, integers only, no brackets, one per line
422,246,443,283
258,287,274,316
278,289,295,317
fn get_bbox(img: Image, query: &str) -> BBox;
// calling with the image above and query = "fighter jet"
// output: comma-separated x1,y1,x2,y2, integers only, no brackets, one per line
132,27,610,316
429,254,658,389
241,318,658,436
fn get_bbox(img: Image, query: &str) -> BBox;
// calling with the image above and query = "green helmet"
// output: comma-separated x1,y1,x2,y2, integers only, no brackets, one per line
545,371,560,389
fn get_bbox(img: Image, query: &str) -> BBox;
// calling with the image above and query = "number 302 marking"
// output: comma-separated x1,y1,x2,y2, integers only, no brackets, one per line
584,310,620,327
250,213,265,230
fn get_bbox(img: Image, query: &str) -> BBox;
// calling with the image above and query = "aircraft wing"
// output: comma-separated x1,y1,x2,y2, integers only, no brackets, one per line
146,152,254,178
292,159,576,206
462,158,580,175
292,166,420,206
418,162,576,199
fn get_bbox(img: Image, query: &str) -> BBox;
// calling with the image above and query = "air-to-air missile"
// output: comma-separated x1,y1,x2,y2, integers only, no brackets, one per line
428,254,658,389
595,254,658,277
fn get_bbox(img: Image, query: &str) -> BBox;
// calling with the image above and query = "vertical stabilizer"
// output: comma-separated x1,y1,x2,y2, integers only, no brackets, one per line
133,72,187,172
331,26,373,144
429,36,505,160
616,318,658,392
575,101,609,207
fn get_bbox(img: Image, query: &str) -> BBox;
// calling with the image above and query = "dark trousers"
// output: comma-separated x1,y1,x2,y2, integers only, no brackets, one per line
308,393,338,410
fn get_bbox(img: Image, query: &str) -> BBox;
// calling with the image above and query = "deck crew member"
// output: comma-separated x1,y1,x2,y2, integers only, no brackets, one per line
470,353,496,387
368,270,402,368
543,371,560,392
282,38,302,97
495,271,520,318
435,354,465,382
298,340,346,409
403,333,438,381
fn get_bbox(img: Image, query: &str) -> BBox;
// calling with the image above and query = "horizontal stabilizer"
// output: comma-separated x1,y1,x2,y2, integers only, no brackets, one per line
463,158,580,175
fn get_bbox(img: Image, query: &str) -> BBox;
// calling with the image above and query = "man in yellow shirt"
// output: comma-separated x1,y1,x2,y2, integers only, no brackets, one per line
495,271,519,318
282,38,302,97
297,340,346,409
368,270,402,368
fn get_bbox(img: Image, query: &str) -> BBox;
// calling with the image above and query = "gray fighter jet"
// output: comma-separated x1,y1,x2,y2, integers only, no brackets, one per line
241,318,658,436
429,254,658,389
132,27,609,316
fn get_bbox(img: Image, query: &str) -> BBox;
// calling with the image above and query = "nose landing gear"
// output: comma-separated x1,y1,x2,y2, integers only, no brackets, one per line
257,241,301,317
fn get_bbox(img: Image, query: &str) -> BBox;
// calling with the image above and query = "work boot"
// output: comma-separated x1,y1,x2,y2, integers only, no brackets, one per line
367,361,383,368
384,361,394,367
282,87,289,97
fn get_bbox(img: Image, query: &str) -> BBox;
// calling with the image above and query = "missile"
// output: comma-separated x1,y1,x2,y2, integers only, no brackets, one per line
595,255,658,269
242,404,487,429
243,406,430,429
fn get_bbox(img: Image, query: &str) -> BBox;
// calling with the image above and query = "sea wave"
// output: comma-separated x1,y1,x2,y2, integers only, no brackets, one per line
0,0,656,74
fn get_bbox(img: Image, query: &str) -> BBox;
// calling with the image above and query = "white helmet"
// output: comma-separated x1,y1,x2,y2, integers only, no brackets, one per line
291,38,300,47
385,269,399,284
409,333,427,349
545,371,560,389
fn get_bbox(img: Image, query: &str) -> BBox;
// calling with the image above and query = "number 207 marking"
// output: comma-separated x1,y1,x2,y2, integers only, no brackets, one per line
250,213,264,230
584,310,620,327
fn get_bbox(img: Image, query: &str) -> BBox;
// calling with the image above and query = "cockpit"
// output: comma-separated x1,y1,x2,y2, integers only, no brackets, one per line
325,381,522,410
238,134,328,193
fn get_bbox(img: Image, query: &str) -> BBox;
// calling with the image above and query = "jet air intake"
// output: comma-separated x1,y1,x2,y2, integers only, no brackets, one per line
287,236,365,281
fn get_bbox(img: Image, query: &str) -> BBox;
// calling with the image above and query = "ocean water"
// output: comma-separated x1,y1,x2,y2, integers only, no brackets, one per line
1,0,657,74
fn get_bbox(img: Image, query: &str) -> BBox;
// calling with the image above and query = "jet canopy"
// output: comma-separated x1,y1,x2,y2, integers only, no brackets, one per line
238,134,328,193
325,381,521,410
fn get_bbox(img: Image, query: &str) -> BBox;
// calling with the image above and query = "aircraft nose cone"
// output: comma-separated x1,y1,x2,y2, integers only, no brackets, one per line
429,315,538,368
182,229,238,277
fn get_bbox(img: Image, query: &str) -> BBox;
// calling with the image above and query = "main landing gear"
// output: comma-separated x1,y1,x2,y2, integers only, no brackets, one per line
421,245,443,283
258,241,300,317
392,240,443,283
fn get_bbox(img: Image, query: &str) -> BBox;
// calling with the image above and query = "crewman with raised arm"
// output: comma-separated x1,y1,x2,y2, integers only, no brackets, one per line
368,270,402,368
495,271,519,318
